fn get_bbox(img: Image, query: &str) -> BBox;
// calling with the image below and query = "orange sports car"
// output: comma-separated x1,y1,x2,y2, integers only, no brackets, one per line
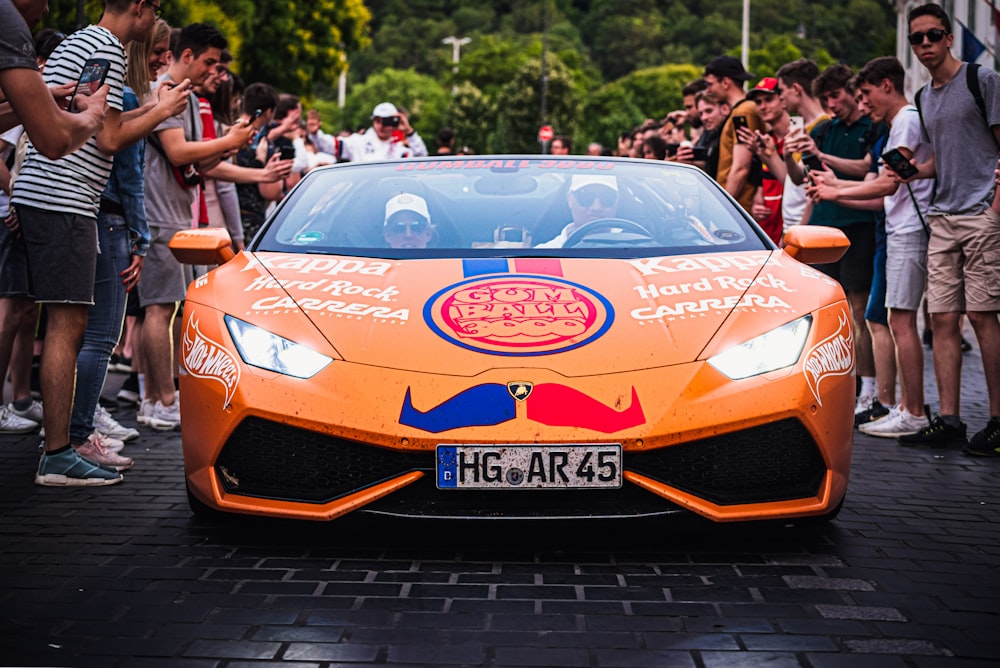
170,156,853,524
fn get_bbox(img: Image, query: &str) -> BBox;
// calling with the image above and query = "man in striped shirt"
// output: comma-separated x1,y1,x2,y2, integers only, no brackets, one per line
11,0,190,486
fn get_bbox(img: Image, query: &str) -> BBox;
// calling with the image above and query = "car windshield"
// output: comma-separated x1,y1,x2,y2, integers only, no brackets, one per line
256,156,772,259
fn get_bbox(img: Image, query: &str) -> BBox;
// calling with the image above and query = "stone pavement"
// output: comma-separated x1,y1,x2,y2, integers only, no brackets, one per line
0,332,997,668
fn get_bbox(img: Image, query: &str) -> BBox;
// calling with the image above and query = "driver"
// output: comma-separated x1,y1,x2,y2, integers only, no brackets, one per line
383,193,436,248
535,174,620,248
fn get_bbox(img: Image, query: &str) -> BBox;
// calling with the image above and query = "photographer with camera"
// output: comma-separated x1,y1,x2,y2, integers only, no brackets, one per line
340,102,427,162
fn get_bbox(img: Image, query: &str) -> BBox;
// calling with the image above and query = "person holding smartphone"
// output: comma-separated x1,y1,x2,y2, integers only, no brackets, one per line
807,57,933,439
702,56,765,212
339,102,428,162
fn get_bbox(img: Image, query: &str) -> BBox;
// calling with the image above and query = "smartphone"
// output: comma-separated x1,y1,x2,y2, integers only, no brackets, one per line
802,153,824,171
690,146,709,161
881,147,919,179
68,58,110,112
789,115,804,134
251,108,263,121
664,143,680,157
732,115,749,134
278,145,296,161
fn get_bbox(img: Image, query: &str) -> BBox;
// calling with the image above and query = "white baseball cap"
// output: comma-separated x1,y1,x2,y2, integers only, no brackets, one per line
384,193,430,222
568,174,618,192
372,102,400,118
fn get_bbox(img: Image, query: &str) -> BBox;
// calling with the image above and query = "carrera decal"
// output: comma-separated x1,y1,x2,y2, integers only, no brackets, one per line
399,383,645,433
248,295,409,321
803,311,855,406
630,294,793,320
527,384,645,433
182,317,241,408
425,274,613,356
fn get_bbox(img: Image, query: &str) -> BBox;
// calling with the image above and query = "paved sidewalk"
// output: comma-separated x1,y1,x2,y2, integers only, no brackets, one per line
0,331,997,667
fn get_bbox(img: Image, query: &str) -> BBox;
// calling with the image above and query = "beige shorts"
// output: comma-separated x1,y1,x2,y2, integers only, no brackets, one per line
926,209,1000,313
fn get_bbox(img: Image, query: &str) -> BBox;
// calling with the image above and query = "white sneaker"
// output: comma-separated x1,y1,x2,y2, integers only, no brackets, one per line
854,392,877,416
10,399,43,424
148,400,180,431
93,404,139,442
136,399,154,426
0,405,39,433
859,406,928,437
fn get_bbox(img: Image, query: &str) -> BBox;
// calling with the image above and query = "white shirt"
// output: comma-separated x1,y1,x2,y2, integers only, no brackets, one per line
340,127,428,162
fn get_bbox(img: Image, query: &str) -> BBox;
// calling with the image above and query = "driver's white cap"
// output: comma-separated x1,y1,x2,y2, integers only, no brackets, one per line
569,174,618,192
384,193,430,222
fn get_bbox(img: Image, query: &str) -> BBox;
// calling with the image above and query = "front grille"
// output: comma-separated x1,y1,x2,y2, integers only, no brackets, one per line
214,417,825,511
627,419,827,505
215,418,429,503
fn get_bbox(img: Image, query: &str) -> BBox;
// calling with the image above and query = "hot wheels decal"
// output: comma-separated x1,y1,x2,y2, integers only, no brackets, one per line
803,311,855,406
182,317,241,408
425,275,613,356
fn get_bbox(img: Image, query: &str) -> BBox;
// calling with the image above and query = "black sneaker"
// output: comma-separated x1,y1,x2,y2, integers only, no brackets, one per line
898,413,968,448
964,417,1000,457
854,397,890,427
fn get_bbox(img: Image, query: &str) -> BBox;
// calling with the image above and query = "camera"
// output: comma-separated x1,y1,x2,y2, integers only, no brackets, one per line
279,145,296,161
380,116,401,128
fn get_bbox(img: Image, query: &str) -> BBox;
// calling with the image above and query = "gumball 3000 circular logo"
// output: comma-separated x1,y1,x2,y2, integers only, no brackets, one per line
424,275,614,356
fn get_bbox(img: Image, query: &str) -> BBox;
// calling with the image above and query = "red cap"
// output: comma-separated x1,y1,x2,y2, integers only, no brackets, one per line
747,77,781,100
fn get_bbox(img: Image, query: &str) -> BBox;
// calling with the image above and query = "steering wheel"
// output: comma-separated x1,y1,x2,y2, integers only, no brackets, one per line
562,218,654,248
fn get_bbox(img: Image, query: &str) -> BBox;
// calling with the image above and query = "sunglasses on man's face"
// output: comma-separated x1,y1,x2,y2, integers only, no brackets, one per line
386,218,429,235
572,185,618,208
908,28,948,45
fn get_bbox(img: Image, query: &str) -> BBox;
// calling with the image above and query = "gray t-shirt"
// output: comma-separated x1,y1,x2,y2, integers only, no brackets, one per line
144,84,202,229
918,63,1000,216
0,0,37,74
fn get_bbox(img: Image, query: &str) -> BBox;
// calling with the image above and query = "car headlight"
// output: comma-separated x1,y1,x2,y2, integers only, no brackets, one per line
708,315,813,380
225,315,332,378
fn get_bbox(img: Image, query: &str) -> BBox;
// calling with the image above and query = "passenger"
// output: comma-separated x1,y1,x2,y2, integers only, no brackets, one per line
383,193,435,249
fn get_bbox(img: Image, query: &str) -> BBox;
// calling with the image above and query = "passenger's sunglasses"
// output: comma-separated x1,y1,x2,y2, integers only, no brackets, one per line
572,185,618,208
908,28,948,45
386,218,429,235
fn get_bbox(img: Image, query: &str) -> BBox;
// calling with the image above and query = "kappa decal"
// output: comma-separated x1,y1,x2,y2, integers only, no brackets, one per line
182,317,241,408
629,253,777,276
803,311,855,405
241,255,392,277
424,275,613,356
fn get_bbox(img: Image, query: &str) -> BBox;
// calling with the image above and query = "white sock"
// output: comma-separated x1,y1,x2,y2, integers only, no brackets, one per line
860,376,877,398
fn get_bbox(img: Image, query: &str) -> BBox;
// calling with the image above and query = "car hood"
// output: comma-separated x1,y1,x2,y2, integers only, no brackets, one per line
190,250,844,376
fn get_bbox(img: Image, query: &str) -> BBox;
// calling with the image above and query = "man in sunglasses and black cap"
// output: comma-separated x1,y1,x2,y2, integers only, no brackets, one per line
340,102,427,163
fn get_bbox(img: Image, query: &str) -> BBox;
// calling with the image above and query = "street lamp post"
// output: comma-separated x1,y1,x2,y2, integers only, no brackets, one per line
442,36,471,74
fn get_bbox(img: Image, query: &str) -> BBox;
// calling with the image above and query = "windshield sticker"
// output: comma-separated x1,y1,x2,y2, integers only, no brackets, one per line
293,231,324,245
425,275,613,356
803,311,855,406
182,317,241,408
395,159,615,172
400,383,644,433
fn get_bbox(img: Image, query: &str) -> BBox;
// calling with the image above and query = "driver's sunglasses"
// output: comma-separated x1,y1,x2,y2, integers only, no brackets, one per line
908,28,948,45
386,218,429,235
572,185,618,208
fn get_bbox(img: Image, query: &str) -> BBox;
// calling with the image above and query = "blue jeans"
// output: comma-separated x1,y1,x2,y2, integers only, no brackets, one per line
70,214,131,444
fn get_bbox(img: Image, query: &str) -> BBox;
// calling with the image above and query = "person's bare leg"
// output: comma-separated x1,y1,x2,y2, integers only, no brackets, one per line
889,308,924,416
930,311,962,416
142,302,178,407
966,310,1000,416
39,303,88,452
868,320,896,408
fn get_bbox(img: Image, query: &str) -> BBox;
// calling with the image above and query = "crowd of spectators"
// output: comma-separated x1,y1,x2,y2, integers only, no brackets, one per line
1,1,998,488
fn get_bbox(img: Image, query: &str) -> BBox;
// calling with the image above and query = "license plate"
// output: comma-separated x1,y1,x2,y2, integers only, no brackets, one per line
436,444,622,489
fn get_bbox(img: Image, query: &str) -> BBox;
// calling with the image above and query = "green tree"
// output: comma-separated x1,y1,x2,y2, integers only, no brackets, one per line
489,53,580,154
239,0,370,96
616,64,702,121
576,82,645,152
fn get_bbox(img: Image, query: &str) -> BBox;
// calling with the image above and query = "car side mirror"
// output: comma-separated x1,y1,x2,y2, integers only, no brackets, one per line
782,225,850,265
168,228,236,266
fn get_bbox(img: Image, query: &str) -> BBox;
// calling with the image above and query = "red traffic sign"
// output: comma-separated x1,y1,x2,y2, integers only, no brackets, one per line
538,125,554,142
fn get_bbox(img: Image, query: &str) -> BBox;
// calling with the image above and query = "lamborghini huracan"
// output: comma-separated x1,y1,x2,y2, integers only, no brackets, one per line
170,155,854,524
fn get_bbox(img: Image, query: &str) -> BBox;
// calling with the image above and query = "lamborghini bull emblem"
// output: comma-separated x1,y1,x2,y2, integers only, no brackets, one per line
507,382,533,401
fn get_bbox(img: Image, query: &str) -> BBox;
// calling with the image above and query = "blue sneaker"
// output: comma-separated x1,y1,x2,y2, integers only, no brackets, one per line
35,447,124,487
